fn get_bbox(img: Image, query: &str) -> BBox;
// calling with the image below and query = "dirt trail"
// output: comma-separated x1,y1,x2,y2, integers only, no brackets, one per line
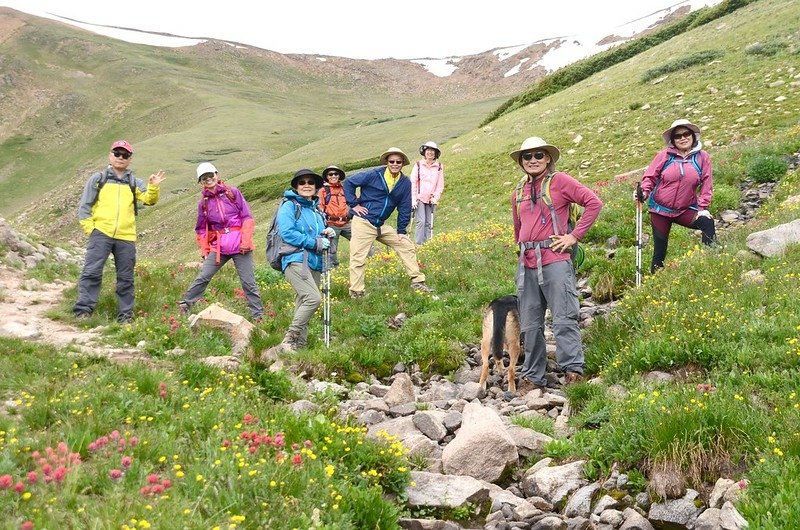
0,264,149,362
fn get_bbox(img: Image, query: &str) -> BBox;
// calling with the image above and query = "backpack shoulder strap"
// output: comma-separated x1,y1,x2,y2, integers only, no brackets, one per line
540,173,563,235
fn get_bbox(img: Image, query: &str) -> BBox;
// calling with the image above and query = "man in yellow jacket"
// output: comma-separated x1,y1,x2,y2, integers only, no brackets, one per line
73,140,166,323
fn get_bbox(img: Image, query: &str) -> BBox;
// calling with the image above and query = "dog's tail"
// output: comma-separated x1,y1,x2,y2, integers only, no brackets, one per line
490,295,518,359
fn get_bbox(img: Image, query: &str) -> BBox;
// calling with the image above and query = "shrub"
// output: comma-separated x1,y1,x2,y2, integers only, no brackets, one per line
744,41,787,57
640,50,725,83
747,155,789,183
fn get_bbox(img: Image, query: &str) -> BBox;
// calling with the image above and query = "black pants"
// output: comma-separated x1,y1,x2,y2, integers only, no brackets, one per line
651,210,715,273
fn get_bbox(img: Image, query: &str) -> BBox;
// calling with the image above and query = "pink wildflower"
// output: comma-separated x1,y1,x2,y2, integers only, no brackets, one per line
88,442,98,452
304,440,313,449
110,431,121,441
41,464,52,475
0,474,12,489
109,469,123,480
152,484,165,494
13,481,25,493
291,454,302,466
53,466,67,483
31,451,40,459
21,522,34,530
129,436,139,447
160,478,172,489
140,485,152,496
27,471,38,484
58,441,69,454
121,456,132,468
147,474,160,484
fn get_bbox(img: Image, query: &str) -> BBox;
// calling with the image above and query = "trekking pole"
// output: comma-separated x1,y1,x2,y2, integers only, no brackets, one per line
635,183,644,287
322,248,331,347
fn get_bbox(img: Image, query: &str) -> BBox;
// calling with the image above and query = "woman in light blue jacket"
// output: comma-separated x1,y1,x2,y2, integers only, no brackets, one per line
274,169,334,352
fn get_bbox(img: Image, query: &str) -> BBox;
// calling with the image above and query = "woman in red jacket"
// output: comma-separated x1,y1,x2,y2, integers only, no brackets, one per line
638,119,715,273
318,165,351,268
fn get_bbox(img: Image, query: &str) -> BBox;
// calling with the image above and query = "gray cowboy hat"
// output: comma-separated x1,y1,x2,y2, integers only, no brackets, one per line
379,147,410,166
509,137,561,166
662,119,701,146
322,165,346,182
291,168,323,189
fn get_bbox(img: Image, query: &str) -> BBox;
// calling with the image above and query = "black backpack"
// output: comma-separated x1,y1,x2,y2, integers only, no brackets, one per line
266,198,302,272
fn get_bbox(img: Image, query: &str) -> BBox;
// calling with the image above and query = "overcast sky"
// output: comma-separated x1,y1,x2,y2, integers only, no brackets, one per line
1,0,720,60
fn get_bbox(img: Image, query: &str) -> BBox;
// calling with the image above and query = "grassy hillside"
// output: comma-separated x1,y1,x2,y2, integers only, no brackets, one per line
2,0,800,526
0,8,501,252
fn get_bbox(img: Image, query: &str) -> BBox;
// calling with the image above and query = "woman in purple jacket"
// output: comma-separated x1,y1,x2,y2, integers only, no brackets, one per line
178,162,263,321
638,119,715,273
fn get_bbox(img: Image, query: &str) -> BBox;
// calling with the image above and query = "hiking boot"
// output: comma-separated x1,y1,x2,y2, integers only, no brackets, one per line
349,290,365,299
253,316,264,324
117,314,133,324
75,312,92,320
516,378,545,396
565,372,584,385
280,330,302,352
411,282,433,293
177,301,190,315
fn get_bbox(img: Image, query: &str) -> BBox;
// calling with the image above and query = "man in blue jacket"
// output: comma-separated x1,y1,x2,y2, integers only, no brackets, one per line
343,147,432,298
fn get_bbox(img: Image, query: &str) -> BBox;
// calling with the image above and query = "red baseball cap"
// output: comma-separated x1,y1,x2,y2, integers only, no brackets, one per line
110,140,134,154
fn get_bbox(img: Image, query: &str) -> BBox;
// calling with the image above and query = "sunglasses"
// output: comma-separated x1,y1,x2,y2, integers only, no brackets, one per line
296,178,316,186
521,151,546,161
112,151,132,160
672,131,694,140
199,173,217,182
327,172,340,178
387,159,404,165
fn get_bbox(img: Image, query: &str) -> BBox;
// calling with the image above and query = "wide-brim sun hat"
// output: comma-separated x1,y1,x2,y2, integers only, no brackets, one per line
196,162,218,182
379,147,410,166
662,118,701,146
509,137,561,165
291,168,323,189
419,141,441,158
322,165,346,182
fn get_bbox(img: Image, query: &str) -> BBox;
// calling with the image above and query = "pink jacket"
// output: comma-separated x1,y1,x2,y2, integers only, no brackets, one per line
641,146,713,217
410,160,444,205
512,172,603,269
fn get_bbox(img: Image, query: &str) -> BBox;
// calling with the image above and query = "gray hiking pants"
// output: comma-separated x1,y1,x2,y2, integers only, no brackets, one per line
414,203,436,245
284,262,321,344
74,230,136,321
182,251,263,319
516,260,583,386
329,224,352,268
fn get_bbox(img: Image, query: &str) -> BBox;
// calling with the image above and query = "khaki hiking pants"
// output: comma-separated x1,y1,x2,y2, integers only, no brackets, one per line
348,216,425,293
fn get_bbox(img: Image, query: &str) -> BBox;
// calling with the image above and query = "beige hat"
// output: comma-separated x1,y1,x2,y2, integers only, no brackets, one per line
509,137,561,165
379,147,410,166
322,165,345,182
662,119,701,146
419,141,441,158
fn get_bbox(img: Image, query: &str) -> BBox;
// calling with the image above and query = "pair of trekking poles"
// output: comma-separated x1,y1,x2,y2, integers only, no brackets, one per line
322,248,331,348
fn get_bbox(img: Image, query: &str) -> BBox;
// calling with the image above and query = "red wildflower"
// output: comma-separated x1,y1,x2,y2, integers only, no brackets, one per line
109,469,123,480
0,474,12,489
41,464,52,475
291,454,302,466
27,471,38,484
21,522,34,530
13,481,25,493
121,456,133,468
161,478,172,489
243,413,258,425
152,484,165,494
147,474,160,484
140,485,152,496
